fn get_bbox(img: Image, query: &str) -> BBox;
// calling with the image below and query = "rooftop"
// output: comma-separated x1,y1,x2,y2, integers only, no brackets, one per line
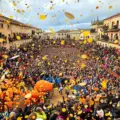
0,15,40,30
91,20,103,25
104,13,120,20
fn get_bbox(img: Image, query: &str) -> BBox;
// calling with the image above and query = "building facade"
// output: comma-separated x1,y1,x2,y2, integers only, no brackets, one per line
90,19,104,40
0,15,40,44
103,13,120,44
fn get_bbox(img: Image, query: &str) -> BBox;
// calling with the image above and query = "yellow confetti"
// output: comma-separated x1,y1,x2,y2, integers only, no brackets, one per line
83,40,87,44
5,20,10,24
65,12,74,20
39,14,47,20
61,40,65,45
87,38,93,43
53,41,56,44
50,6,53,10
64,59,68,63
17,117,22,120
49,28,55,34
16,36,21,40
48,62,51,65
32,116,36,119
42,55,47,60
17,9,21,13
75,37,78,41
83,31,90,36
9,16,14,19
102,80,107,89
22,10,25,13
81,63,86,68
13,2,16,6
109,6,112,9
81,54,87,59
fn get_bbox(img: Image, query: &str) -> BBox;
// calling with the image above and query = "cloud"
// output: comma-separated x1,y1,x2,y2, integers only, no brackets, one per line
0,0,119,31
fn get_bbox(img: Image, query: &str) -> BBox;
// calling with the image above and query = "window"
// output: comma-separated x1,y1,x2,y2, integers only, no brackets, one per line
0,23,3,28
117,20,119,28
0,33,2,38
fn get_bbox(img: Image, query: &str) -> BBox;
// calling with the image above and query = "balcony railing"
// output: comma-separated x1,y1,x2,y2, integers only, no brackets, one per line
112,25,118,29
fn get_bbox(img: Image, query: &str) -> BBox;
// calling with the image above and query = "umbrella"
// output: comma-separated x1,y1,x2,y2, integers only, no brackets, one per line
79,82,86,86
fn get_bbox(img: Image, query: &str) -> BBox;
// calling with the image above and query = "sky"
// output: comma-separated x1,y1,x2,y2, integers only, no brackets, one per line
0,0,119,31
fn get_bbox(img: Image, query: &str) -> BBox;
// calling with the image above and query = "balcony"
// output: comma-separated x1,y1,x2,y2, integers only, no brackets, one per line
108,25,119,32
103,26,108,32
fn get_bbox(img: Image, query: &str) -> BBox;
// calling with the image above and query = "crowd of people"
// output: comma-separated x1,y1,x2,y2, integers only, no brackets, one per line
8,33,31,42
0,37,120,120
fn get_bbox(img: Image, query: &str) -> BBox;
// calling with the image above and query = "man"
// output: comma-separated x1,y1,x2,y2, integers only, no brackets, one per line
35,107,47,120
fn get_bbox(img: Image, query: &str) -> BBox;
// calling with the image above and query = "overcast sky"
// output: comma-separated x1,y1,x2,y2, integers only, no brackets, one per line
0,0,119,31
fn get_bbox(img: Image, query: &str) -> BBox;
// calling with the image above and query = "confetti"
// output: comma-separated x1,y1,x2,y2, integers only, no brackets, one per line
61,40,65,45
13,2,16,6
39,14,47,20
65,12,74,20
17,9,21,13
96,6,99,9
9,16,14,19
109,6,112,9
